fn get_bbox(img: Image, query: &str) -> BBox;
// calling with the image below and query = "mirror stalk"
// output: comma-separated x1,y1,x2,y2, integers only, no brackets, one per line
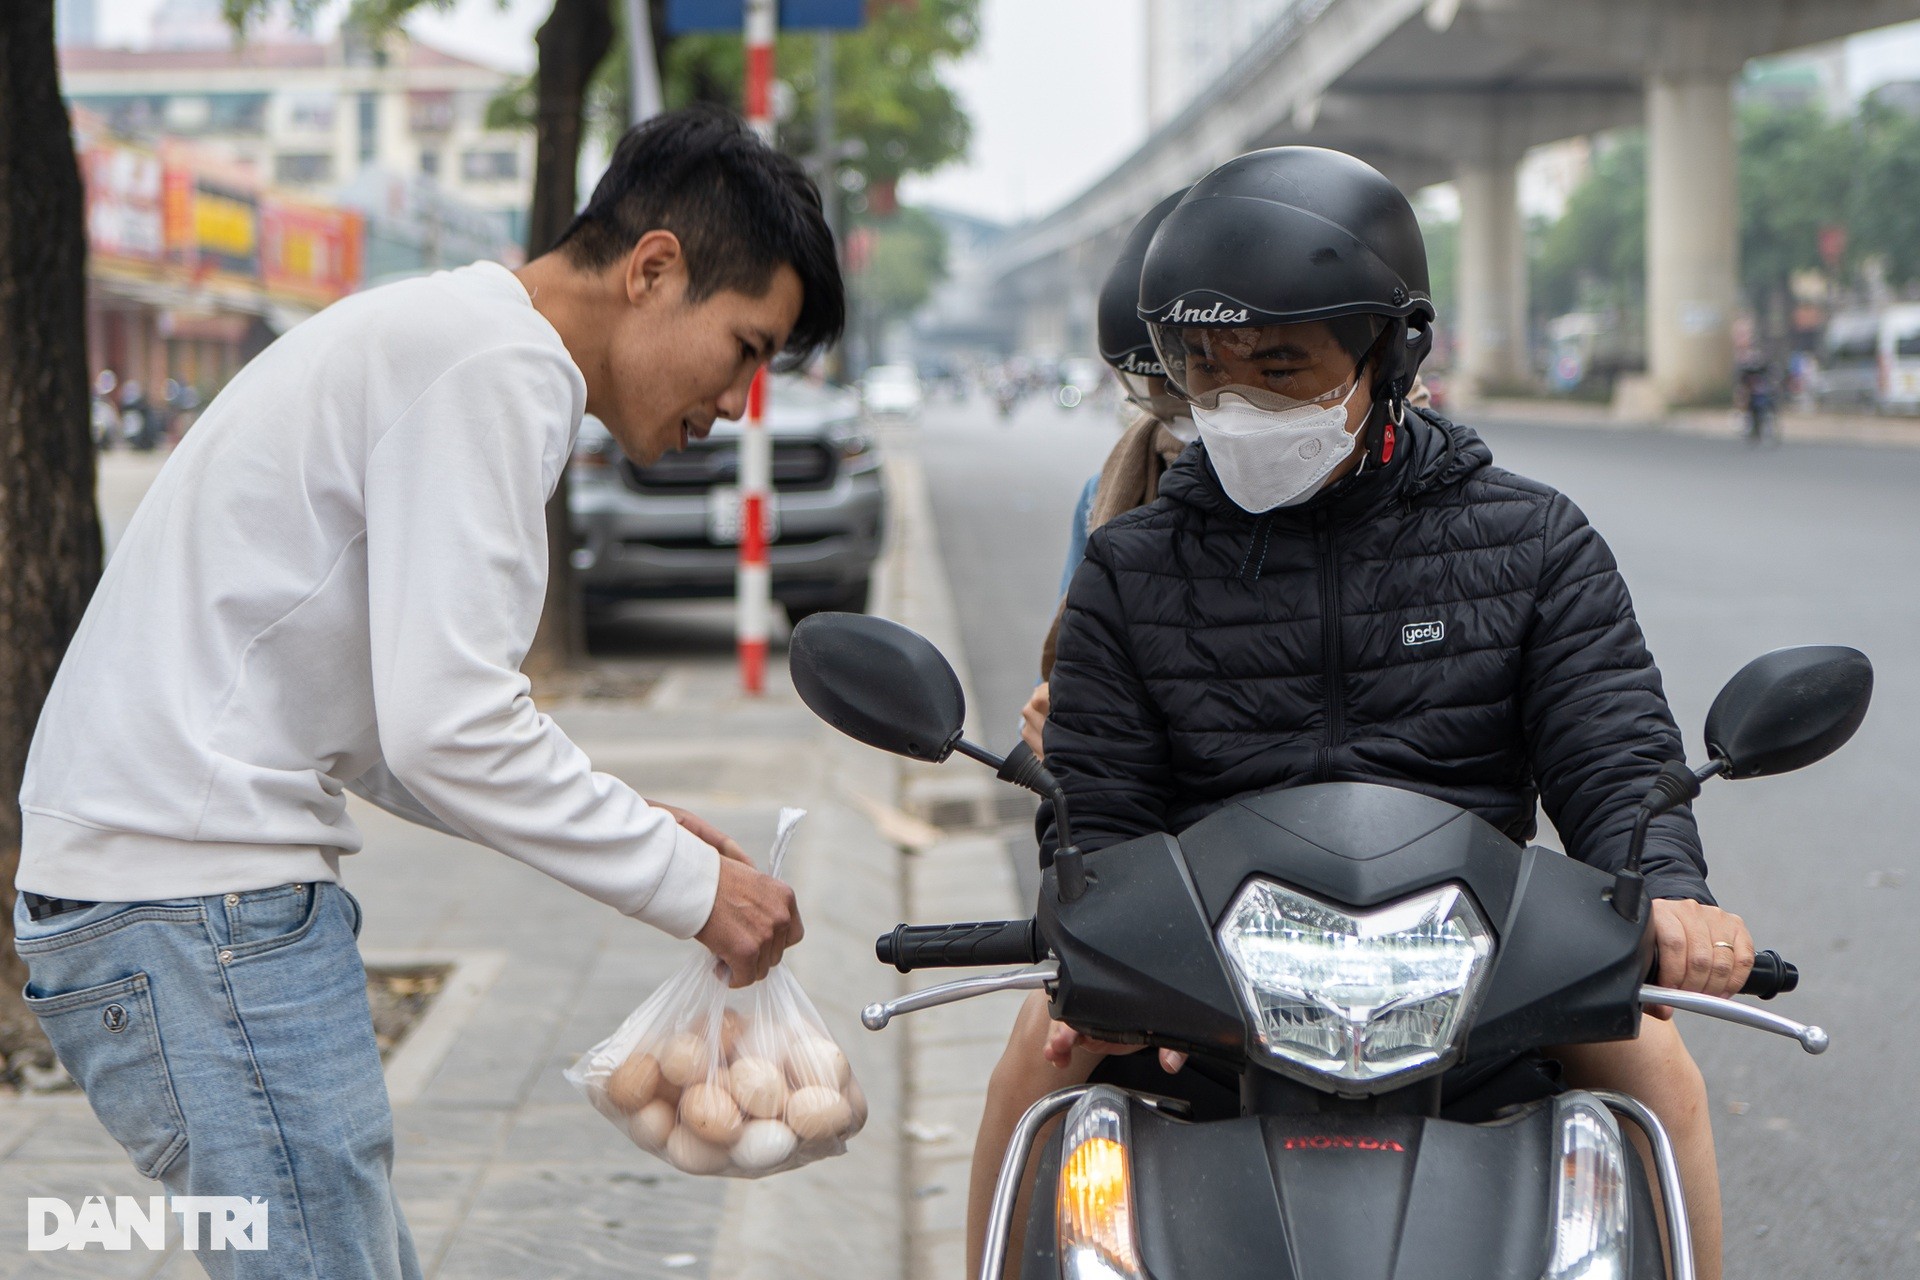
954,738,1006,771
1055,845,1088,901
957,739,1082,888
1612,759,1728,921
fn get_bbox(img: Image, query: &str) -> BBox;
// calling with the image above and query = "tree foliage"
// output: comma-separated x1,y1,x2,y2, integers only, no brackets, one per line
1849,99,1920,288
1531,131,1646,321
1415,205,1457,322
1530,98,1920,341
658,0,978,191
853,204,946,320
1738,102,1858,316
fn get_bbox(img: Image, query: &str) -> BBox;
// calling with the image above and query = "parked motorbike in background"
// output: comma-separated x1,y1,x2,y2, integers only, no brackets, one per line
790,614,1869,1280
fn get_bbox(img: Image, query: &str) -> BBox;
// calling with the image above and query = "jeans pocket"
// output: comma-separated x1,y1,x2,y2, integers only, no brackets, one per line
222,883,325,961
24,973,189,1179
339,885,364,939
14,899,202,957
224,883,316,952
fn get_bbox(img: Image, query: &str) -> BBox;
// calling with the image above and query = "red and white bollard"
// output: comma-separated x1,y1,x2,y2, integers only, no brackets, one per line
737,0,777,694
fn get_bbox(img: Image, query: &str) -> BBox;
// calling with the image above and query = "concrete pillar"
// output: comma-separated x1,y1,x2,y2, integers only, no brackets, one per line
1646,72,1738,407
1454,157,1529,395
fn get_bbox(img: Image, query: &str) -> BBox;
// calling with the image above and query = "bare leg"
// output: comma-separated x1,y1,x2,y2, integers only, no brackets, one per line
966,992,1106,1280
1555,1017,1721,1280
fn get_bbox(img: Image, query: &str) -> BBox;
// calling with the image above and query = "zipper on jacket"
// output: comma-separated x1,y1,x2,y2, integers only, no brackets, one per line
1314,512,1344,780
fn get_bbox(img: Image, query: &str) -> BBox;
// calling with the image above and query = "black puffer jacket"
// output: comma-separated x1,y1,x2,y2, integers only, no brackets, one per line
1043,409,1711,903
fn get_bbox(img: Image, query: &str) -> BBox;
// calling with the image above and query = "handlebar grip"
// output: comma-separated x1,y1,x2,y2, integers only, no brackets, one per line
876,920,1040,973
1740,949,1799,999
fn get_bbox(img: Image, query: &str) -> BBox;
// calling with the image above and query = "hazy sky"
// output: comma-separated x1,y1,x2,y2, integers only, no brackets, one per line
897,0,1146,224
91,2,1920,228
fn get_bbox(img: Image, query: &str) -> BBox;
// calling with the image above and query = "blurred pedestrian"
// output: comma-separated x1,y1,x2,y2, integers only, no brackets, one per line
90,368,120,452
118,378,157,451
1740,357,1776,446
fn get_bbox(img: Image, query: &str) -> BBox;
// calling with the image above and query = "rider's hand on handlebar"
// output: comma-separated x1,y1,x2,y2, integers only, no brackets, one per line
1647,898,1754,1017
1043,1020,1187,1075
1019,683,1050,759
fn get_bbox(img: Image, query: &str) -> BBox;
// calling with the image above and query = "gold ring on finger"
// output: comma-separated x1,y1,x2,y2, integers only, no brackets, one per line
1712,941,1736,950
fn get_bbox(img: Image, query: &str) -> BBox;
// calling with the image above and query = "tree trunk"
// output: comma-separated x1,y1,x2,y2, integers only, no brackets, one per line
0,4,102,1024
523,0,615,682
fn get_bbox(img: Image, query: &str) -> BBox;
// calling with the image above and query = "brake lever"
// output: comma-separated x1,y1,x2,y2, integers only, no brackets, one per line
862,962,1059,1030
1640,985,1829,1054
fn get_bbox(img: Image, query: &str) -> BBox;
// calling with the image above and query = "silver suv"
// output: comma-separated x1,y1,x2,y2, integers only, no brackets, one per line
568,375,885,623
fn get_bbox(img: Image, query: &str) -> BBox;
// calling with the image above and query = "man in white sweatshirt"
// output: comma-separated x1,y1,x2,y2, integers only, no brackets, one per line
12,107,837,1279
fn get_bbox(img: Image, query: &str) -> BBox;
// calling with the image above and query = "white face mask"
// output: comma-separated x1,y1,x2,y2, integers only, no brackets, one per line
1193,378,1362,513
1162,411,1198,445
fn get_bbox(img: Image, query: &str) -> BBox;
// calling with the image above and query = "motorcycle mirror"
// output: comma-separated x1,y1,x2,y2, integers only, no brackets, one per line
790,613,967,763
1705,645,1872,780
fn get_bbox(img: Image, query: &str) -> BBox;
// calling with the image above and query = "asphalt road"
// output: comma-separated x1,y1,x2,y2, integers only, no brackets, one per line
917,391,1920,1277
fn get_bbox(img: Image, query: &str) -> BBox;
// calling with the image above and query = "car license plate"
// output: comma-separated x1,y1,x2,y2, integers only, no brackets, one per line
706,486,781,545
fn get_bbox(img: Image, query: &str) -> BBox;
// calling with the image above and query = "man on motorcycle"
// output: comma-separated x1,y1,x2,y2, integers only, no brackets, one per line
970,147,1748,1280
1021,189,1429,756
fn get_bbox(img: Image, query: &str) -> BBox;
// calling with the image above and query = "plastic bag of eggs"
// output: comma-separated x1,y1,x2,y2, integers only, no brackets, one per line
583,998,865,1178
563,812,863,1178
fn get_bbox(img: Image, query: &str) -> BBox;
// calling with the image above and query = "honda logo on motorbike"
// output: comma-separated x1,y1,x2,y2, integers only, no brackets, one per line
1402,620,1445,647
1281,1135,1407,1152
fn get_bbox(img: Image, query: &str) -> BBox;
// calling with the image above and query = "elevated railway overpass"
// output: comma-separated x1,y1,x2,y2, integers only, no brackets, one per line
983,0,1920,406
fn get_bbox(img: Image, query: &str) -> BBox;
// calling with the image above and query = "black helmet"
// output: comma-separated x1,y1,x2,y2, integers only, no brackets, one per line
1098,187,1189,380
1139,147,1435,417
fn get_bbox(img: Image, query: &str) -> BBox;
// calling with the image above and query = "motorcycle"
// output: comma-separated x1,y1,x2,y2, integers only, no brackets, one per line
788,613,1871,1280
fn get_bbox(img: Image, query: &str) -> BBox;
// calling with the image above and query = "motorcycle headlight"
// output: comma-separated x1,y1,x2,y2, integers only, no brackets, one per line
1056,1087,1145,1280
1546,1094,1632,1280
1218,880,1494,1092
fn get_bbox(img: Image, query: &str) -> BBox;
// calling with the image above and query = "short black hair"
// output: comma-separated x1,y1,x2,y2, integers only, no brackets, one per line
556,105,844,369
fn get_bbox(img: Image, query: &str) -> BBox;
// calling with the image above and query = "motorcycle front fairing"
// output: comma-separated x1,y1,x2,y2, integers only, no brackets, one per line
1019,1092,1666,1280
1037,783,1654,1069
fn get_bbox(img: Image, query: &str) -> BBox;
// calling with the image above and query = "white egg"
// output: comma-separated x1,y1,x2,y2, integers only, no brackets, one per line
786,1036,850,1090
786,1084,853,1142
680,1080,744,1146
627,1099,675,1150
731,1119,798,1171
728,1056,789,1119
666,1124,731,1175
658,1030,711,1088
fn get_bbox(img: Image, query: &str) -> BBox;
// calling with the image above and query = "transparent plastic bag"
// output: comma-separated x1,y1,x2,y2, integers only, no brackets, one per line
566,808,866,1177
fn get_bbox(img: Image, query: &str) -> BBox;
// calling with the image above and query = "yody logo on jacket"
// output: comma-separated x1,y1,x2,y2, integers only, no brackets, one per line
1402,620,1445,647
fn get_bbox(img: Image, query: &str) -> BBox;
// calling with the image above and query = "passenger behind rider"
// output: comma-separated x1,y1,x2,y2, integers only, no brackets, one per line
971,148,1745,1280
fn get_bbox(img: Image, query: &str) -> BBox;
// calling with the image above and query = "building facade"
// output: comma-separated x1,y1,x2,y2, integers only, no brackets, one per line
60,29,533,248
59,19,534,418
73,107,366,417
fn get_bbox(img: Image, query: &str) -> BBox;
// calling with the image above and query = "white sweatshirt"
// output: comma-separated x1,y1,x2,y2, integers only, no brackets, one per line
19,261,720,938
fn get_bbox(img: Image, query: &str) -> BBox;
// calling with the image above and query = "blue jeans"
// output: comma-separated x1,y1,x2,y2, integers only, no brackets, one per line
14,882,422,1279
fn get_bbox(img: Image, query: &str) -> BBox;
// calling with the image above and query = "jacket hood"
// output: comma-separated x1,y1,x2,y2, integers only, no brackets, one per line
1157,407,1493,522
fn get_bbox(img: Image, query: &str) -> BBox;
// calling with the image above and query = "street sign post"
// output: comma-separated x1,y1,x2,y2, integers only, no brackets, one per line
666,0,864,693
736,0,778,694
